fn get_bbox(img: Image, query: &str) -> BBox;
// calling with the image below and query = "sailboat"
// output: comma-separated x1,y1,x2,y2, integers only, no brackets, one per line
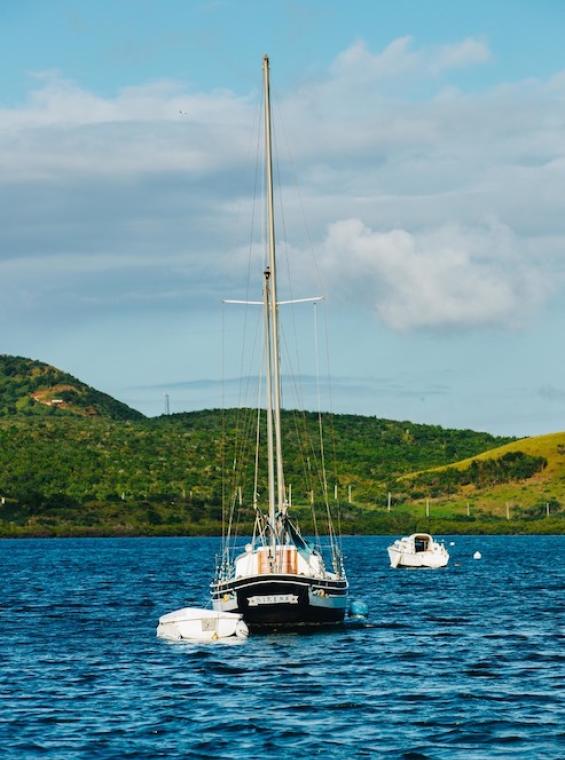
210,55,348,629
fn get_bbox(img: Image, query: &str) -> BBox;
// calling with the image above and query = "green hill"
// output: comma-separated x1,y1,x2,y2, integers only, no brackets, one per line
0,355,562,536
396,432,565,525
0,355,143,421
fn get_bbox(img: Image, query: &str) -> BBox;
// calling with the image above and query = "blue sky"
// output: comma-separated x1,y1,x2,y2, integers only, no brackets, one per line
2,0,565,436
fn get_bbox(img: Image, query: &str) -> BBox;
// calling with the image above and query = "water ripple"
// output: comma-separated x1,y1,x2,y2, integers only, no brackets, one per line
1,535,563,758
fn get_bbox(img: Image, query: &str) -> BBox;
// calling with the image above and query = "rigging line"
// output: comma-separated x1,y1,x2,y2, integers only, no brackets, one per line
227,408,253,561
232,409,254,506
279,327,316,499
225,321,265,544
279,323,323,547
281,352,320,545
321,298,344,551
281,302,338,558
221,301,226,550
225,299,262,515
230,404,259,557
272,102,330,549
314,302,336,549
243,95,264,340
230,386,262,549
253,345,264,531
261,91,269,273
313,303,329,504
230,310,263,501
272,103,305,415
320,296,338,481
274,297,329,519
237,348,264,506
229,408,257,558
231,498,242,556
225,491,239,561
228,393,262,553
230,93,263,511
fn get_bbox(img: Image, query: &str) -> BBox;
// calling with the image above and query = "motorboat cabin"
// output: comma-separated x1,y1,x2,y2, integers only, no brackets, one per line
387,533,449,569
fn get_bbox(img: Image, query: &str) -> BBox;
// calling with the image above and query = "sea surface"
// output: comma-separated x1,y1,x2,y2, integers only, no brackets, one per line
1,535,563,759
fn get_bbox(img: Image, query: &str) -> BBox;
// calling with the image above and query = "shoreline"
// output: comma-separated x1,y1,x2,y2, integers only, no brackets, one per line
1,523,563,539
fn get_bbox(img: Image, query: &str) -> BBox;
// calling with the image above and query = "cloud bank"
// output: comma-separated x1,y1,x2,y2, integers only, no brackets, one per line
0,36,564,332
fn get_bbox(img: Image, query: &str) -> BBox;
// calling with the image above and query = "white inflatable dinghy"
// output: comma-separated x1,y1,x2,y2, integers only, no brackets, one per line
157,607,249,642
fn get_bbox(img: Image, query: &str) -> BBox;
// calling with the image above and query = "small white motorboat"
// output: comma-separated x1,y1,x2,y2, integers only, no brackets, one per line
156,607,249,642
387,533,449,569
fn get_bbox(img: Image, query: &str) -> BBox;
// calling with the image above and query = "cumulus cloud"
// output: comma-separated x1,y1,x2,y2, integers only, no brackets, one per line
319,219,550,329
330,36,490,81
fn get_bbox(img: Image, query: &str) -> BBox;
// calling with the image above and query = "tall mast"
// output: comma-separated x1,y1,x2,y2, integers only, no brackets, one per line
262,55,285,523
263,268,276,556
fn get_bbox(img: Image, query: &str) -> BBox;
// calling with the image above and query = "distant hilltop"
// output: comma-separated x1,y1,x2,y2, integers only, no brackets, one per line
0,354,144,421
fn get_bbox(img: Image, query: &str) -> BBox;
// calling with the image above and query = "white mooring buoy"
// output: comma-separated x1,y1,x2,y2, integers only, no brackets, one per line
473,551,482,560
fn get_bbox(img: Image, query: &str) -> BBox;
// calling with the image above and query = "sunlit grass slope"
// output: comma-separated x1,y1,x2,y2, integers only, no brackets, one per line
398,432,565,520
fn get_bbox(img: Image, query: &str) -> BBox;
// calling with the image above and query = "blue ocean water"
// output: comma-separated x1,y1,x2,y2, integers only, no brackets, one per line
0,535,563,759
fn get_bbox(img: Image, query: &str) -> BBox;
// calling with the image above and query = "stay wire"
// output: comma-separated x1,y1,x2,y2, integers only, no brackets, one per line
224,89,263,558
279,323,327,548
230,95,263,511
272,104,324,545
322,300,344,552
275,93,342,561
221,303,226,552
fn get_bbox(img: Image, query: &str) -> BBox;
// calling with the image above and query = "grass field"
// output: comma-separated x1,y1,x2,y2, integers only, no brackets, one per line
397,432,565,521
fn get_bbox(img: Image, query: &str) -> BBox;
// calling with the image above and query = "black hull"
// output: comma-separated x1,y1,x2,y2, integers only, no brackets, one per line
211,574,348,629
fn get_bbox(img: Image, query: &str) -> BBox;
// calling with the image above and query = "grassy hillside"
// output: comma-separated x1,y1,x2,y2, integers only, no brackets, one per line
0,355,143,421
0,354,562,536
396,432,565,523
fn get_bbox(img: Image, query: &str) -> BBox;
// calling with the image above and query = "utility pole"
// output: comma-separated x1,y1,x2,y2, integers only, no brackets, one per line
164,393,170,415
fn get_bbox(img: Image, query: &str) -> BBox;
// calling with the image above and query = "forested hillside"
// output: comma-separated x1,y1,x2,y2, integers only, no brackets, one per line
0,408,513,504
0,406,514,535
1,355,562,536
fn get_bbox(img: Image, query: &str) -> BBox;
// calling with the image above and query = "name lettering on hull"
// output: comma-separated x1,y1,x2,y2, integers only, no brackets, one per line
248,594,299,606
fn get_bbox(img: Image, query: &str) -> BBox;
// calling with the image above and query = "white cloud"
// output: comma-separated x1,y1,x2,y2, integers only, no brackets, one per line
0,37,563,332
330,36,490,81
319,219,550,329
431,38,491,73
0,72,255,178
